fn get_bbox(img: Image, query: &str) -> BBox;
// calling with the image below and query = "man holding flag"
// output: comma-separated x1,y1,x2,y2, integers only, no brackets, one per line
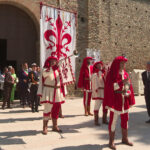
37,56,65,134
39,3,76,134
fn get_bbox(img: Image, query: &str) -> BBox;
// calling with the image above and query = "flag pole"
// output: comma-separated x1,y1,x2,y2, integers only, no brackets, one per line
58,0,61,9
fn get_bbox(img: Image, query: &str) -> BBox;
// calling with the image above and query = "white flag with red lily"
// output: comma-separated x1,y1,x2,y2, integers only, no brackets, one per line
40,4,76,85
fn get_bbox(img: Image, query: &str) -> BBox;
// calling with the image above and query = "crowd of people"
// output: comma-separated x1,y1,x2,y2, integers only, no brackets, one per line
0,63,41,112
1,55,150,150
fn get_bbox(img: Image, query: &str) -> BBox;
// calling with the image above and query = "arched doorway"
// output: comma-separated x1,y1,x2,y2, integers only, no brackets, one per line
0,4,38,72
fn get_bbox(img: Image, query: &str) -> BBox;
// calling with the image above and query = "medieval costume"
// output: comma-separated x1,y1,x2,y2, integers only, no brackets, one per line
37,56,65,134
29,63,39,112
91,61,108,125
104,56,135,150
78,57,93,116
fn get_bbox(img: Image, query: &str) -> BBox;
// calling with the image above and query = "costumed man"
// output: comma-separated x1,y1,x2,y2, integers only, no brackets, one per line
104,56,135,150
37,56,65,135
2,66,14,109
78,57,93,116
18,63,30,108
29,63,39,112
142,61,150,123
91,61,108,126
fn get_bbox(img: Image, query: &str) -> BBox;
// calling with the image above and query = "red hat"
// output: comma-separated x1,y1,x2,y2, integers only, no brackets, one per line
106,56,128,83
43,56,58,68
93,61,103,73
82,57,93,67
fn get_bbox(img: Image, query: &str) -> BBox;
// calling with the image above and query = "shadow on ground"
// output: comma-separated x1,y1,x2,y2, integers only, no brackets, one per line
63,114,86,118
0,130,41,145
135,104,146,109
52,142,122,150
98,110,150,145
53,144,105,150
0,117,42,123
0,109,43,114
57,118,108,134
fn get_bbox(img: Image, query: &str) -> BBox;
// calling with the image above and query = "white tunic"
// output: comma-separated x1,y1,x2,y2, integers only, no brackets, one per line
37,68,65,104
91,71,104,100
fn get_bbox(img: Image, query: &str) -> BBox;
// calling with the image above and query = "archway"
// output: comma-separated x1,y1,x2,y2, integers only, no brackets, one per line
0,4,39,72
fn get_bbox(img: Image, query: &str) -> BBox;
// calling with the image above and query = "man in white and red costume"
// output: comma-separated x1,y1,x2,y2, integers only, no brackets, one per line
37,56,65,134
78,57,93,116
104,56,135,150
92,61,108,126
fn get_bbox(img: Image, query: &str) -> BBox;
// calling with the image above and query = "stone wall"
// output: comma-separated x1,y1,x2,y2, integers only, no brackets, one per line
108,0,150,71
88,0,150,71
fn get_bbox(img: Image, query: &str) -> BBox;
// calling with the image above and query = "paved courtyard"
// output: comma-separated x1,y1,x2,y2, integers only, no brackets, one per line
0,96,150,150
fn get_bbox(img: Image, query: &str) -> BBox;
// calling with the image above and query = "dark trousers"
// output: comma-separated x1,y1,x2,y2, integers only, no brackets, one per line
19,85,30,106
30,84,38,111
0,90,2,100
2,86,12,108
145,93,150,117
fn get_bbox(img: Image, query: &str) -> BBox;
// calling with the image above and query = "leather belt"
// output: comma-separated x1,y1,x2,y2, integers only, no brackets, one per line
44,84,60,89
115,91,123,94
84,78,90,80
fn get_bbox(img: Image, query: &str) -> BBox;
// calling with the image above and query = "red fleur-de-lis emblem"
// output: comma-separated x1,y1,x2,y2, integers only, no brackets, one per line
44,13,72,60
45,16,52,22
62,61,68,79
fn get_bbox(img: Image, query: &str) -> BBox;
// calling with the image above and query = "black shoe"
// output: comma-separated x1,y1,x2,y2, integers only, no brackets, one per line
35,110,39,112
7,106,12,109
145,119,150,123
23,105,26,108
32,109,35,113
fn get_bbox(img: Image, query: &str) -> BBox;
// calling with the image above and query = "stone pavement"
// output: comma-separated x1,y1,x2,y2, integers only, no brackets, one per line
0,96,150,150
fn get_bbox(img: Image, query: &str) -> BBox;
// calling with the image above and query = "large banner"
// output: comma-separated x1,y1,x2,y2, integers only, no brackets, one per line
40,4,76,85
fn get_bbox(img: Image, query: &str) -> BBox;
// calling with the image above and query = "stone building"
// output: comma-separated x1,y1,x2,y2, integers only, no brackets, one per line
0,0,150,77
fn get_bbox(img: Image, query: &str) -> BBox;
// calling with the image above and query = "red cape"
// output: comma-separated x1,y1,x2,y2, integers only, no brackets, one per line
78,57,93,89
104,56,135,111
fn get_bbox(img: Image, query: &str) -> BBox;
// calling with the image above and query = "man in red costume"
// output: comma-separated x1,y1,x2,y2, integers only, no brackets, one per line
104,56,135,150
91,61,108,125
78,57,93,116
37,56,65,134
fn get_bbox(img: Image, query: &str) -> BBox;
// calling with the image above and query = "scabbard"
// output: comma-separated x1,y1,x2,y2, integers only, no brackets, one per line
115,91,123,94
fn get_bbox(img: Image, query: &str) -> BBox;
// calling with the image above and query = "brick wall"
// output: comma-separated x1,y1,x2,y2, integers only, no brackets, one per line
90,0,150,71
